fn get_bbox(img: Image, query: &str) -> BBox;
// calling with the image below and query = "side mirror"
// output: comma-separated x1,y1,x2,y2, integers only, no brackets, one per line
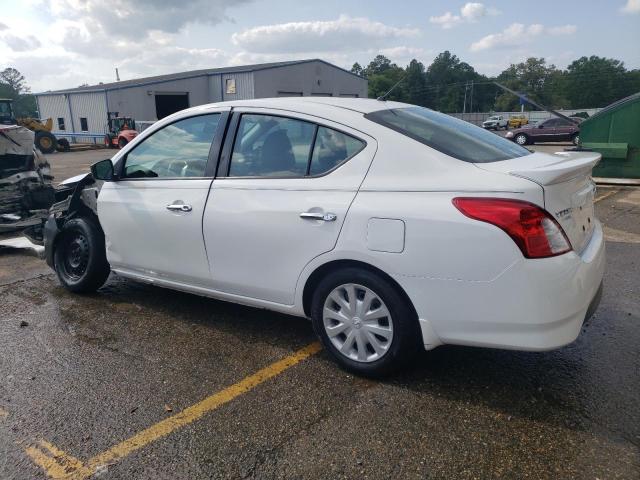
91,159,115,181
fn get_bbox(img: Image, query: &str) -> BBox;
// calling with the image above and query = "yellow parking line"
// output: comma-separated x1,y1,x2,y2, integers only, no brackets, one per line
595,190,618,203
25,342,322,479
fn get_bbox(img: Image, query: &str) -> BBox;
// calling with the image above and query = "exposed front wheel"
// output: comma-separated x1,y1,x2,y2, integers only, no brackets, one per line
311,268,420,376
118,137,128,149
54,217,110,293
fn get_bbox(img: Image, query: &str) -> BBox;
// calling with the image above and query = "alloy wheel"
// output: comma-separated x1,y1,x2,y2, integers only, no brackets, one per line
322,283,394,363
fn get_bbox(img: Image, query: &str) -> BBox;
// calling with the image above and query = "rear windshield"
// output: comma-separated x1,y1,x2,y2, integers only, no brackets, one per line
365,106,531,163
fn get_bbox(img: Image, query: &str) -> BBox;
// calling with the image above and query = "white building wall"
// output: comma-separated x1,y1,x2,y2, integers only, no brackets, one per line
69,91,108,134
37,94,72,133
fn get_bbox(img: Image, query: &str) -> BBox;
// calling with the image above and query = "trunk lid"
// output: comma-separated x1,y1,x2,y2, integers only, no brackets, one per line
476,150,601,253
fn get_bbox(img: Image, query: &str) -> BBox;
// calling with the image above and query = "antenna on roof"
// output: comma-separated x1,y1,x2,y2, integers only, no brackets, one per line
376,74,406,101
115,68,120,82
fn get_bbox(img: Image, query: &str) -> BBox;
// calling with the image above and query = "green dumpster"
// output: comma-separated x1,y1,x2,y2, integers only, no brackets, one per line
580,92,640,179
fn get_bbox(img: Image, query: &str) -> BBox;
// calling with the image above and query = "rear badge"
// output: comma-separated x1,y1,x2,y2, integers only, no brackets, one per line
555,208,572,220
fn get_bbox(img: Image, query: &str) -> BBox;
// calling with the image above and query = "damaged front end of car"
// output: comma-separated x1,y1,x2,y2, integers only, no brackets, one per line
44,171,104,269
0,125,55,243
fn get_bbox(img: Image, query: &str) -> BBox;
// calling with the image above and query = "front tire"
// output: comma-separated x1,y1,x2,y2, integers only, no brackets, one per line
311,268,420,376
118,137,128,149
35,131,57,154
53,217,110,293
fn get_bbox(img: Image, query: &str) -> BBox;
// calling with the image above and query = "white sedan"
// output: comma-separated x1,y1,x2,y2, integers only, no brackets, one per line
44,98,605,376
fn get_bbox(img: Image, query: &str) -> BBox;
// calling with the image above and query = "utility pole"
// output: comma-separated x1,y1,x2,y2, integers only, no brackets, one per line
462,81,468,114
469,80,474,113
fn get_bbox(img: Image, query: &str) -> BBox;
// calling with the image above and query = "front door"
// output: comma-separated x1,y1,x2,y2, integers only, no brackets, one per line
98,109,228,287
202,110,376,305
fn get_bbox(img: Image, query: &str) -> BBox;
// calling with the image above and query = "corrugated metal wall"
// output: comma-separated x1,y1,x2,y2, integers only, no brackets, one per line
37,94,72,133
222,72,254,101
70,92,108,134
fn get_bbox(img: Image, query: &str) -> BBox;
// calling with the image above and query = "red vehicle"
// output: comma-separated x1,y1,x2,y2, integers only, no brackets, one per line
104,112,138,149
505,116,582,146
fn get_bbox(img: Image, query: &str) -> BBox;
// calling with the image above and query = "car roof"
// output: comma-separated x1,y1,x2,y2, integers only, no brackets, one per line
194,97,411,115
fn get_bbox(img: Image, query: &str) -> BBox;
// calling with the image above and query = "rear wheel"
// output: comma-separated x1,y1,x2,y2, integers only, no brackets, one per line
104,134,114,149
515,133,529,145
34,131,57,153
572,133,580,146
57,138,70,152
311,267,420,376
54,217,110,293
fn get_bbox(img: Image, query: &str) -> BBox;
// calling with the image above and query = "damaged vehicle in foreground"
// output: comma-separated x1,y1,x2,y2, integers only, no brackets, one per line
44,98,605,376
0,125,55,241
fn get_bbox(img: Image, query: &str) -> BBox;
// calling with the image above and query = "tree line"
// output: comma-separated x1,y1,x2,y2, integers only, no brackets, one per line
351,52,640,113
0,67,38,118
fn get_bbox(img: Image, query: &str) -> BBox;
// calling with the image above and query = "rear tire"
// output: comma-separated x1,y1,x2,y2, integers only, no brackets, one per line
57,138,71,152
104,134,114,149
572,133,580,146
311,267,421,377
118,137,128,149
34,131,57,154
53,217,110,293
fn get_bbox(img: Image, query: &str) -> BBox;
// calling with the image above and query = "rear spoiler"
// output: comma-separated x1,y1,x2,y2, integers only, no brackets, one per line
509,151,601,186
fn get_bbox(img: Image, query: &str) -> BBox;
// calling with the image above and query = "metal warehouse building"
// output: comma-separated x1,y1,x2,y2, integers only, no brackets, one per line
35,59,367,139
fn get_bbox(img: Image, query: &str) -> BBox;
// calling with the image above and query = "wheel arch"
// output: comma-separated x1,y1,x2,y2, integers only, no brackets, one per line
301,258,418,320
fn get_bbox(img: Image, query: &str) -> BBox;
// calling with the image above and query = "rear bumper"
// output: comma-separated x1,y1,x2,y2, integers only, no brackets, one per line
396,220,606,351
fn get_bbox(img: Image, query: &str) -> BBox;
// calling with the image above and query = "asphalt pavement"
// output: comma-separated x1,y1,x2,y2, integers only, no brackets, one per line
0,149,638,479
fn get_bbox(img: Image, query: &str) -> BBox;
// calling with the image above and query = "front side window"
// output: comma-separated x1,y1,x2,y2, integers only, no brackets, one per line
366,106,531,163
228,114,365,177
123,114,220,178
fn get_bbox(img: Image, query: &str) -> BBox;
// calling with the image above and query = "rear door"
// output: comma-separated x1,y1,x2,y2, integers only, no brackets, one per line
98,108,229,287
202,109,376,305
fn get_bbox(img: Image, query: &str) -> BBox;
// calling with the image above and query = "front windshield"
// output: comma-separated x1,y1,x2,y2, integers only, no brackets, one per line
365,106,531,163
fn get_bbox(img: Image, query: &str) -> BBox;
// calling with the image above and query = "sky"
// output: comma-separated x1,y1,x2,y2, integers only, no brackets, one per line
1,0,639,92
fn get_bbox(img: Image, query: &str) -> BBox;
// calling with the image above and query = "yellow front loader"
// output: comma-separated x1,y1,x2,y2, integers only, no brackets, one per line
0,98,69,153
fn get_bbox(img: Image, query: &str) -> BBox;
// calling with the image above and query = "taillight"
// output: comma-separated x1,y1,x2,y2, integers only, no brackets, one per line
452,197,572,259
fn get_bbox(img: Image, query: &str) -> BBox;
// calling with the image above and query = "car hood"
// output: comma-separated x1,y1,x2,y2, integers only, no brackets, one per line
59,173,90,186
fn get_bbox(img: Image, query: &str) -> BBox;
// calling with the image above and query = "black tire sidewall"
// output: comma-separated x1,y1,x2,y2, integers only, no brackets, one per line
311,267,420,376
35,131,56,153
54,217,110,293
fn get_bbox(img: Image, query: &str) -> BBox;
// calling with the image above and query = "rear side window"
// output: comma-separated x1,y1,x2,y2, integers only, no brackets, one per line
365,106,531,163
309,127,364,175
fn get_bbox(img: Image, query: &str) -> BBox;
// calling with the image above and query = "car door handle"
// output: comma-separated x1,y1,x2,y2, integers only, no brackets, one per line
300,212,337,222
166,203,192,212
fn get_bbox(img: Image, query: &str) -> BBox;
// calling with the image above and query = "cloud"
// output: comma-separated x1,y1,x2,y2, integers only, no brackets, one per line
2,34,42,52
430,3,499,29
621,0,640,13
470,23,577,51
231,15,419,53
0,22,8,31
48,0,252,39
